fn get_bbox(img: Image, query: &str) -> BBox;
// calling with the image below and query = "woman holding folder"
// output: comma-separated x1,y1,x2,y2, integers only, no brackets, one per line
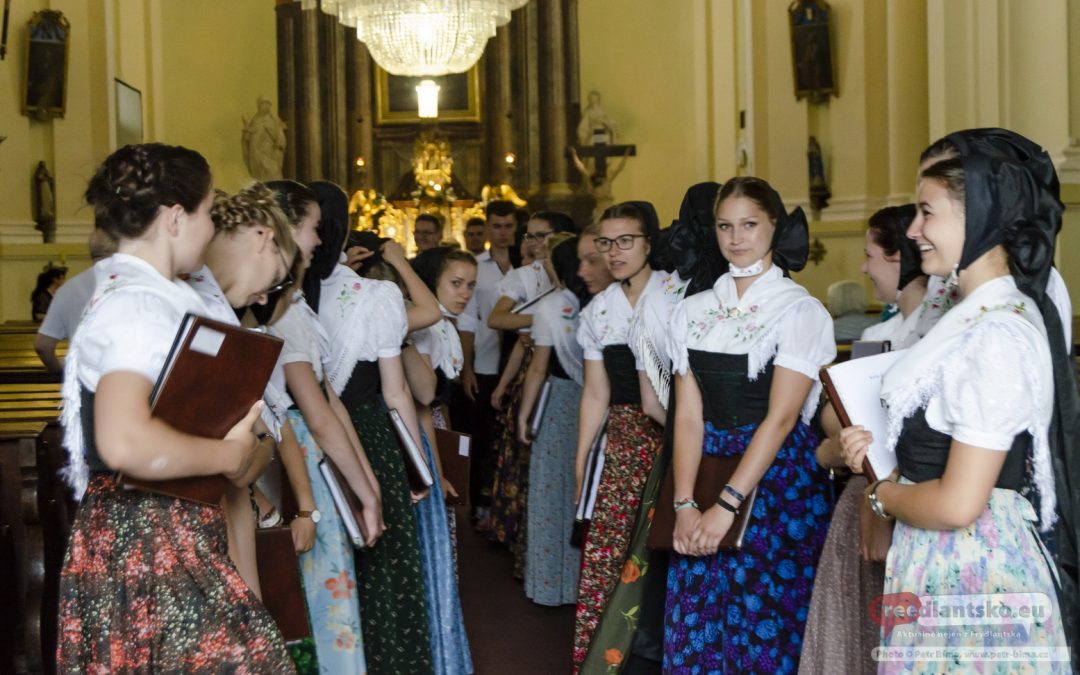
515,233,594,607
572,202,666,671
262,179,385,675
664,177,835,672
57,144,294,672
306,181,434,675
840,130,1074,672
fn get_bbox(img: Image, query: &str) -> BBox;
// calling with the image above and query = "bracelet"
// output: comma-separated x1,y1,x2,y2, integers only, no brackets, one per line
867,479,895,521
674,498,699,512
715,496,739,514
723,484,746,503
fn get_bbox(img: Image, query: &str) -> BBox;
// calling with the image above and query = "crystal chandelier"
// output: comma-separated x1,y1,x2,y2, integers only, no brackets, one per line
298,0,529,77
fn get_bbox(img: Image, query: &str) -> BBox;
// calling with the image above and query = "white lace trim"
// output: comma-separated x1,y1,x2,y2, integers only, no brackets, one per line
882,320,1056,530
637,329,671,408
59,344,87,499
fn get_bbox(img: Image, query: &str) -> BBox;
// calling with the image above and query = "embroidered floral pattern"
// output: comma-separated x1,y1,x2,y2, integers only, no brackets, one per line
335,284,356,319
687,302,761,341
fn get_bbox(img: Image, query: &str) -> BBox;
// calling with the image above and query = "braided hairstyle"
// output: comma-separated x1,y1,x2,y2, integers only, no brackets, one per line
85,143,211,239
210,183,298,262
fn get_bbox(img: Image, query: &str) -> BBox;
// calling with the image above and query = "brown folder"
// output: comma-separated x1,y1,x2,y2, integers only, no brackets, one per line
119,313,284,505
255,526,312,641
318,456,367,547
434,428,471,506
646,456,757,552
388,408,435,492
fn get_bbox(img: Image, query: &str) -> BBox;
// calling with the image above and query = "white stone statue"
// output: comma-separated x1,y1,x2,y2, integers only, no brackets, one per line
576,90,618,146
242,97,287,180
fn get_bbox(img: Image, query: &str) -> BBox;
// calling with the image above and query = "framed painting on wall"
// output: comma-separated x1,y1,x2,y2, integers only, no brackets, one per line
22,10,70,119
375,65,481,125
115,80,144,147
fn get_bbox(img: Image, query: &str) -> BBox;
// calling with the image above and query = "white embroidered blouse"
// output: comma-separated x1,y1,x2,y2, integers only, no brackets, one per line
578,271,666,364
668,265,836,424
531,288,584,386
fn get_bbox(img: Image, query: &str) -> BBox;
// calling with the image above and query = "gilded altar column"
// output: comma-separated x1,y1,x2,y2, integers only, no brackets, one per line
538,0,569,187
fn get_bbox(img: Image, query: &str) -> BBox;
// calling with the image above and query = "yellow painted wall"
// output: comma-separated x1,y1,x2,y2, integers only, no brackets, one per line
577,0,738,224
0,0,276,321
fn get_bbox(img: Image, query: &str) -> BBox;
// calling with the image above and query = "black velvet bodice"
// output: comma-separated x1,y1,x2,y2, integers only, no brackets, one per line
340,360,381,405
687,350,772,430
549,351,571,380
603,345,641,405
895,407,1028,489
79,386,110,473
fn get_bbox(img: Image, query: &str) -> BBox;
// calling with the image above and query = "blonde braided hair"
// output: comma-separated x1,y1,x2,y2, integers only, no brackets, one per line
211,182,298,266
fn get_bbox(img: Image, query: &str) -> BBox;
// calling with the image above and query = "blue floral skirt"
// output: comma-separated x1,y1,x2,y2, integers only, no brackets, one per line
288,411,367,674
664,421,831,674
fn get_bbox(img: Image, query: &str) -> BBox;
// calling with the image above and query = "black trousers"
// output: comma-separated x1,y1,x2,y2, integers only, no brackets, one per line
450,374,501,509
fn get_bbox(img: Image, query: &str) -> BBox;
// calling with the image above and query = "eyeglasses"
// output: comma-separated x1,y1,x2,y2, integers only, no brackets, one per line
523,230,554,243
594,234,648,252
415,229,439,238
264,242,295,297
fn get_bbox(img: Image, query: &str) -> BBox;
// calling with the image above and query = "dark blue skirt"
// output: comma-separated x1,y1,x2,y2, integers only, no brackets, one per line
663,421,831,674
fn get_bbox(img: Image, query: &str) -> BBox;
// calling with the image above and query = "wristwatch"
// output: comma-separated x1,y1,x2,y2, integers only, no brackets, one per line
867,480,894,521
296,509,321,524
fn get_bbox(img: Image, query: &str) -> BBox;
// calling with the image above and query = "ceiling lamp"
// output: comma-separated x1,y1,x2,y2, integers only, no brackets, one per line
299,0,529,77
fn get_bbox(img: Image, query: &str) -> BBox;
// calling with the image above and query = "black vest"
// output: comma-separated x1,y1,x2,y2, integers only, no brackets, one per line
687,350,773,430
340,360,382,405
895,407,1028,489
603,345,641,405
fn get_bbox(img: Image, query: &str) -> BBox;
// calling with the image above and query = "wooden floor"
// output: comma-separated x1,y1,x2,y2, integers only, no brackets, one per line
455,509,576,674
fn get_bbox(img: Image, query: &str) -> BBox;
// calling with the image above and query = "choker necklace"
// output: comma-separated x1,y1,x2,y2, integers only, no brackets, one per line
729,259,765,277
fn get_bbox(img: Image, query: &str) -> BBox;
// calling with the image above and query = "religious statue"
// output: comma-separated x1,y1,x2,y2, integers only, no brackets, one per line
807,136,831,216
576,90,618,147
412,134,456,201
33,160,57,242
571,145,631,224
241,97,287,180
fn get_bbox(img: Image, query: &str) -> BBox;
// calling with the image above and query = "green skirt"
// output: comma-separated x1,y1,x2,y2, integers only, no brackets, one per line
347,399,434,675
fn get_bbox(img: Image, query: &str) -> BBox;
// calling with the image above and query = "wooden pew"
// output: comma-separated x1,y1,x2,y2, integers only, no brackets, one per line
0,380,67,674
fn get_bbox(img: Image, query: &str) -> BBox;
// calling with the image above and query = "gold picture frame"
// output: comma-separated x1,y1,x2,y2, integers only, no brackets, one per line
375,65,481,125
22,10,70,120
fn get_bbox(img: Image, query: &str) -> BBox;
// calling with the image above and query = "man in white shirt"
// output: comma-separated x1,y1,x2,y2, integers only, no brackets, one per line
35,227,117,372
457,200,517,509
464,217,487,256
413,213,442,254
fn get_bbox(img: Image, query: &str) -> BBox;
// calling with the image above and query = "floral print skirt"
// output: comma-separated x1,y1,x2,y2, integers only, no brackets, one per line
664,421,830,674
345,399,433,675
524,376,583,607
289,411,367,674
57,475,294,673
487,351,532,575
572,404,662,672
880,484,1069,675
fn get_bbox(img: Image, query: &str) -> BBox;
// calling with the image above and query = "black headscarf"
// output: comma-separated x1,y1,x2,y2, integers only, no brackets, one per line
877,204,925,292
303,181,351,313
943,130,1079,666
665,181,726,296
410,245,455,295
764,185,810,274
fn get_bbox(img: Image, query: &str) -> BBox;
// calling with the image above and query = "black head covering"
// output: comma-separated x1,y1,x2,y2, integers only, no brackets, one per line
763,185,810,273
624,200,660,250
410,245,455,295
303,181,351,313
944,131,1079,665
882,204,924,291
665,181,726,295
347,229,390,279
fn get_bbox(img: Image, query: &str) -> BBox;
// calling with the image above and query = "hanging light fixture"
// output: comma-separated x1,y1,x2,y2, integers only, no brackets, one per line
301,0,529,77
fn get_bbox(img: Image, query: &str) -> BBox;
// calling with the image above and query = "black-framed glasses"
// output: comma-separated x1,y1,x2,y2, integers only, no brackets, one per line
595,234,648,252
523,230,554,243
264,243,295,296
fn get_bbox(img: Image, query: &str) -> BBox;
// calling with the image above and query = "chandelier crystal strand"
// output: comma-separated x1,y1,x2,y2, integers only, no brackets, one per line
299,0,528,77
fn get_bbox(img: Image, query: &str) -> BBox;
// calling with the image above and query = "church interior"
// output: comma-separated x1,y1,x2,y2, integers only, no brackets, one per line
3,1,1080,673
2,0,1079,318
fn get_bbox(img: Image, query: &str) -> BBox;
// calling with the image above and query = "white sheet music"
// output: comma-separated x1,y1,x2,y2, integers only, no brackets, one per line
824,349,907,480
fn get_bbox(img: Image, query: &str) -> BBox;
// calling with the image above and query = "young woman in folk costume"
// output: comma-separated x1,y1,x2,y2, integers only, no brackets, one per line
513,233,595,607
305,181,434,675
840,129,1078,673
57,143,293,672
572,201,667,672
404,244,478,675
484,211,577,574
580,182,726,674
799,204,927,675
255,179,386,675
665,177,835,673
